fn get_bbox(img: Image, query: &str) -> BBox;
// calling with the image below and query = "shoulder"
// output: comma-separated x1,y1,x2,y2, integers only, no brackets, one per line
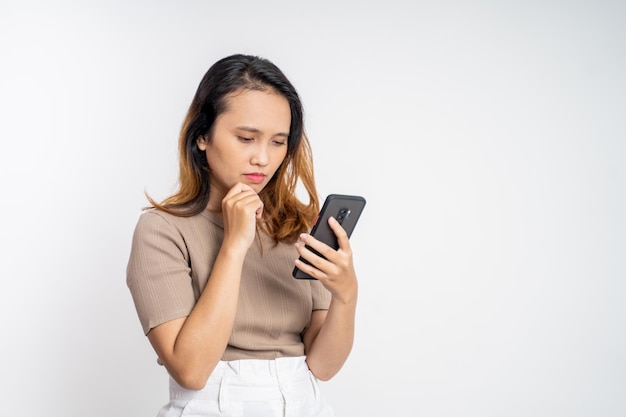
132,209,221,245
131,209,175,238
129,209,203,263
134,208,209,232
131,209,192,244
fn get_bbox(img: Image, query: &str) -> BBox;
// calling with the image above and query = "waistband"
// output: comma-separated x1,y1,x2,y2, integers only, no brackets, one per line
169,356,313,402
211,356,310,379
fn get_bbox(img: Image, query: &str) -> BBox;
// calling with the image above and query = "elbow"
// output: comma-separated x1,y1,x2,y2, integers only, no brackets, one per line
174,373,208,391
316,374,333,382
158,352,220,391
178,376,208,391
310,368,337,382
313,372,337,382
170,368,212,391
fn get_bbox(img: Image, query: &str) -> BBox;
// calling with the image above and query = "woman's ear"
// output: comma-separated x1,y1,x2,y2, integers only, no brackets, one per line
197,135,208,151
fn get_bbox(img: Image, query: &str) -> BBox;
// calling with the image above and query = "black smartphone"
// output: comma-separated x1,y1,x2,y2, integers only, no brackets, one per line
292,194,366,280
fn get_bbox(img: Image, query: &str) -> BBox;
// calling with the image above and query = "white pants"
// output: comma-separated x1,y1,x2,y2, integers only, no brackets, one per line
157,356,334,417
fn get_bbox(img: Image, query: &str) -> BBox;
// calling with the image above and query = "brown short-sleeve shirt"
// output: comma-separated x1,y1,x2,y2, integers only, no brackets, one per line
126,209,331,360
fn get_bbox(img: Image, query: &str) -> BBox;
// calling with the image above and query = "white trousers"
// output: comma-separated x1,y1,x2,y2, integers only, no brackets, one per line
157,356,334,417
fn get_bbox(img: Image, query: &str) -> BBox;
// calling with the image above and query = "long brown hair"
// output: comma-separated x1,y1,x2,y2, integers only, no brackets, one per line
146,54,319,242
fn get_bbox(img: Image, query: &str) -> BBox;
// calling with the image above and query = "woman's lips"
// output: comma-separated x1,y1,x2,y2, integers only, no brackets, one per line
244,173,266,184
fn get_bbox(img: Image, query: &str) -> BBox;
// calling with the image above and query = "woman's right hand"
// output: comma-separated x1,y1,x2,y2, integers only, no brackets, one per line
220,182,263,252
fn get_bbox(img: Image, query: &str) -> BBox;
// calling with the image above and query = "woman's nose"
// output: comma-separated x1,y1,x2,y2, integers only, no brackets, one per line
250,144,269,166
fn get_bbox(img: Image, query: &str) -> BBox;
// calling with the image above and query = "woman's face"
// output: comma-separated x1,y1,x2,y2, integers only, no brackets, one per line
198,89,291,208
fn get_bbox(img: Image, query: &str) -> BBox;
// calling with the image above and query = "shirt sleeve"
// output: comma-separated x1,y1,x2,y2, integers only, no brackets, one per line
310,278,332,310
126,210,195,335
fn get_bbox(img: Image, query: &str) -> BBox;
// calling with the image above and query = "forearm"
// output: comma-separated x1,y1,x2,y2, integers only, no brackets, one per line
306,295,357,381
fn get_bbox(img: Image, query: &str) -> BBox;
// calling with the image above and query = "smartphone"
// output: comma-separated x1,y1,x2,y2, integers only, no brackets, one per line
292,194,366,280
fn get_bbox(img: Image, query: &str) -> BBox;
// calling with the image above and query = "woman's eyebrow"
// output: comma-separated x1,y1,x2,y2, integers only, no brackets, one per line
237,126,289,138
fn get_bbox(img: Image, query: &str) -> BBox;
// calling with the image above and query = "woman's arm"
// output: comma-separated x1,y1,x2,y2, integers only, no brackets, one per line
147,184,263,390
296,216,359,381
147,245,246,390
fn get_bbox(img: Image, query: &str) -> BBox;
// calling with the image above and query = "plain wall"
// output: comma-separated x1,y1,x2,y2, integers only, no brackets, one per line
1,1,625,416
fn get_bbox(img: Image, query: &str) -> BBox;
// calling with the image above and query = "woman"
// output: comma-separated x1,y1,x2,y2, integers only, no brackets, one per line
127,54,358,417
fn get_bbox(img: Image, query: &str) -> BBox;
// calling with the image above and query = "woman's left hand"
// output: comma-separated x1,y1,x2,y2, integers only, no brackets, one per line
294,216,358,304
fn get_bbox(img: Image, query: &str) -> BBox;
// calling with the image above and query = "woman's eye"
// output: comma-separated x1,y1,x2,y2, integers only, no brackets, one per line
273,140,287,146
238,136,254,142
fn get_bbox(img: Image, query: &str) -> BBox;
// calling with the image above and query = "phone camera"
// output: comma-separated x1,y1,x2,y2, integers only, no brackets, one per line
336,208,350,224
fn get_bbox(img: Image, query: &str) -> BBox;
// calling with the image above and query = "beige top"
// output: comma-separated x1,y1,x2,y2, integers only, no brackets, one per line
126,209,331,360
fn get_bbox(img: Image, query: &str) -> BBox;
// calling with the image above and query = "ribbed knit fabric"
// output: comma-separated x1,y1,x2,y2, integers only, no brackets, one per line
126,209,331,360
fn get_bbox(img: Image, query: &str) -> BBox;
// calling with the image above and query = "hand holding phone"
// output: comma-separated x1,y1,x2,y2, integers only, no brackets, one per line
292,194,366,280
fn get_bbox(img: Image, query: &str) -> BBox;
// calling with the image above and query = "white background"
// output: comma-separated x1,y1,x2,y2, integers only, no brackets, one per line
1,1,625,416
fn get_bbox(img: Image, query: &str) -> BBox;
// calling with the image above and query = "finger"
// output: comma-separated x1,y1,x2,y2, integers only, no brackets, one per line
223,183,259,207
296,233,331,262
293,243,334,280
295,238,334,272
224,182,256,199
328,216,351,251
294,257,327,281
229,193,263,214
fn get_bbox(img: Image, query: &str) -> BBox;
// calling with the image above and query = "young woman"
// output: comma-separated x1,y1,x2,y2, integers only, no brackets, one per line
127,54,358,417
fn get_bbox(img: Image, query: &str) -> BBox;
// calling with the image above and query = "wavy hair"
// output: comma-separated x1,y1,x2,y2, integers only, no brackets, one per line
146,54,319,242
